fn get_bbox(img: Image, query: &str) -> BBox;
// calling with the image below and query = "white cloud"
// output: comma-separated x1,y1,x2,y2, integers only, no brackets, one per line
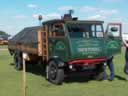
99,9,118,16
88,14,106,20
6,26,14,30
13,15,28,19
122,22,128,34
27,4,38,8
58,6,74,11
44,13,61,20
79,6,119,20
80,6,118,15
124,22,128,25
111,17,122,22
46,13,61,18
32,13,61,20
80,6,98,12
0,25,15,35
32,14,39,19
100,0,122,3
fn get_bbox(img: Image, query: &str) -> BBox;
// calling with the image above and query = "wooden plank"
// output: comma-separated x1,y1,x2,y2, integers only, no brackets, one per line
8,45,38,54
38,29,43,56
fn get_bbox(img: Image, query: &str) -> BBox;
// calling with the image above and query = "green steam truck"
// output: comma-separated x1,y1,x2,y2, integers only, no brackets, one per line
8,13,122,84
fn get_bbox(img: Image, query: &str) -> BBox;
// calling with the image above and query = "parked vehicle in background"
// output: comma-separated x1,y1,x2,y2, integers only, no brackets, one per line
122,33,128,41
0,39,8,45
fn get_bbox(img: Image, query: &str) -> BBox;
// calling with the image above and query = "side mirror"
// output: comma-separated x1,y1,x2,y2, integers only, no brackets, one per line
111,27,118,32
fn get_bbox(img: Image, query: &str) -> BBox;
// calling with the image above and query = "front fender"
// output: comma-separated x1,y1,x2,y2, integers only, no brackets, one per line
48,57,65,68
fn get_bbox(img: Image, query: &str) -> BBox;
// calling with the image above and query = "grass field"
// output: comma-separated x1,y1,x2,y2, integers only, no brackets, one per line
1,46,128,96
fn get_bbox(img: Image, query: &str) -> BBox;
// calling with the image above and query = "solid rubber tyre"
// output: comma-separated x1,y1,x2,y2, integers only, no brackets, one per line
46,60,64,85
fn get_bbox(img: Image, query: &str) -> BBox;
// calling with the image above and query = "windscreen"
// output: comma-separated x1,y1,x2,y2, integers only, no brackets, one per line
66,23,104,38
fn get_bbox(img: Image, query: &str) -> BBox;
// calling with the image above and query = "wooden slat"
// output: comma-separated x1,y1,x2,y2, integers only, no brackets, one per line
42,25,49,61
38,29,43,56
9,44,38,54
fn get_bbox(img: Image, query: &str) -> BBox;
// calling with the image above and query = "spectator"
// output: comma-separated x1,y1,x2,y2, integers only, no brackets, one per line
103,56,115,81
123,40,128,74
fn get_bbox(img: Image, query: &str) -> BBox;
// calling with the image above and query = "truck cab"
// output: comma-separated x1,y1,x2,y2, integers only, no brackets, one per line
41,19,122,84
43,20,122,63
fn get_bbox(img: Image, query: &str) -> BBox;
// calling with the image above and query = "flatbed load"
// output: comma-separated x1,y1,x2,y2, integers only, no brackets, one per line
9,26,40,54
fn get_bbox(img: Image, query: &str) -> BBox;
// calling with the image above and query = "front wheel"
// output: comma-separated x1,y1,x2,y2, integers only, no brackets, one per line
46,60,64,85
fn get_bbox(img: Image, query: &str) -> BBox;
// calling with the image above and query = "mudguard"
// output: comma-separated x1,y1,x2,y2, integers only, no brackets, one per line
48,57,65,68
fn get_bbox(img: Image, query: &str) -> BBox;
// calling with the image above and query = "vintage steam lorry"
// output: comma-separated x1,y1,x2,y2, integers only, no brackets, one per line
8,13,122,84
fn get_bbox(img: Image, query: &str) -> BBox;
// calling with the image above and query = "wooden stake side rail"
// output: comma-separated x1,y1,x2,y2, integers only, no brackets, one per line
42,26,49,61
38,29,43,56
8,44,38,55
38,26,49,61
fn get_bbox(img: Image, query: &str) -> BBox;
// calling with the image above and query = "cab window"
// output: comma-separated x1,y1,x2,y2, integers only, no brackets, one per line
52,24,65,37
67,24,92,38
67,23,104,38
92,24,104,37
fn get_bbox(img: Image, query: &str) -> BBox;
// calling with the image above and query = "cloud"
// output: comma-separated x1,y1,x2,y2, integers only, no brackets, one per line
0,25,15,35
99,9,118,16
46,13,61,18
58,6,74,11
97,9,119,20
124,22,128,25
80,6,118,14
110,17,122,22
32,13,61,20
32,14,39,19
80,6,98,13
27,4,38,8
13,15,28,19
79,6,119,20
88,14,106,20
100,0,122,3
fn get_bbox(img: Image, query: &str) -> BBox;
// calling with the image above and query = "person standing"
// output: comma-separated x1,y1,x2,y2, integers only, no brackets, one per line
123,40,128,74
103,56,115,81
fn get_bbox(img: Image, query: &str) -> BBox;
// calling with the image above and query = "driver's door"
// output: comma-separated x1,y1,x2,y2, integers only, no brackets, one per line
105,23,122,56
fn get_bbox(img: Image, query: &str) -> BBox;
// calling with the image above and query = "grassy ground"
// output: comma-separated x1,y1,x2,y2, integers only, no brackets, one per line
0,46,128,96
0,45,8,49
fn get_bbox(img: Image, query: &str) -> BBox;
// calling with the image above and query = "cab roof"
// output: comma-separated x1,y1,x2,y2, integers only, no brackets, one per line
43,19,104,25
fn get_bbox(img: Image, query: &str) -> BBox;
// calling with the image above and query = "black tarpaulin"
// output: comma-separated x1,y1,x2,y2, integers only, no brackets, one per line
9,26,40,48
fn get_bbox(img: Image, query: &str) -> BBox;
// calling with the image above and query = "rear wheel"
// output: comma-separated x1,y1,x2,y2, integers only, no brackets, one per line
46,60,64,85
14,51,22,70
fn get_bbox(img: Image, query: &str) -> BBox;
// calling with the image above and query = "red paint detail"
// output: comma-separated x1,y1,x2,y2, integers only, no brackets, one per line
68,58,107,65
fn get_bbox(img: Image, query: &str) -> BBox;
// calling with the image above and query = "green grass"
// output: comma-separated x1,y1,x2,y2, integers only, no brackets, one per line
0,45,8,49
1,47,128,96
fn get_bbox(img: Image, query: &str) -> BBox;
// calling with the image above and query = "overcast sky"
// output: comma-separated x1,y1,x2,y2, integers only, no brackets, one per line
0,0,128,35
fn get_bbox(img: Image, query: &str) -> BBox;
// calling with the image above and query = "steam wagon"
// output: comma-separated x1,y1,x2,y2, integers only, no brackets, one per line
8,14,122,84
